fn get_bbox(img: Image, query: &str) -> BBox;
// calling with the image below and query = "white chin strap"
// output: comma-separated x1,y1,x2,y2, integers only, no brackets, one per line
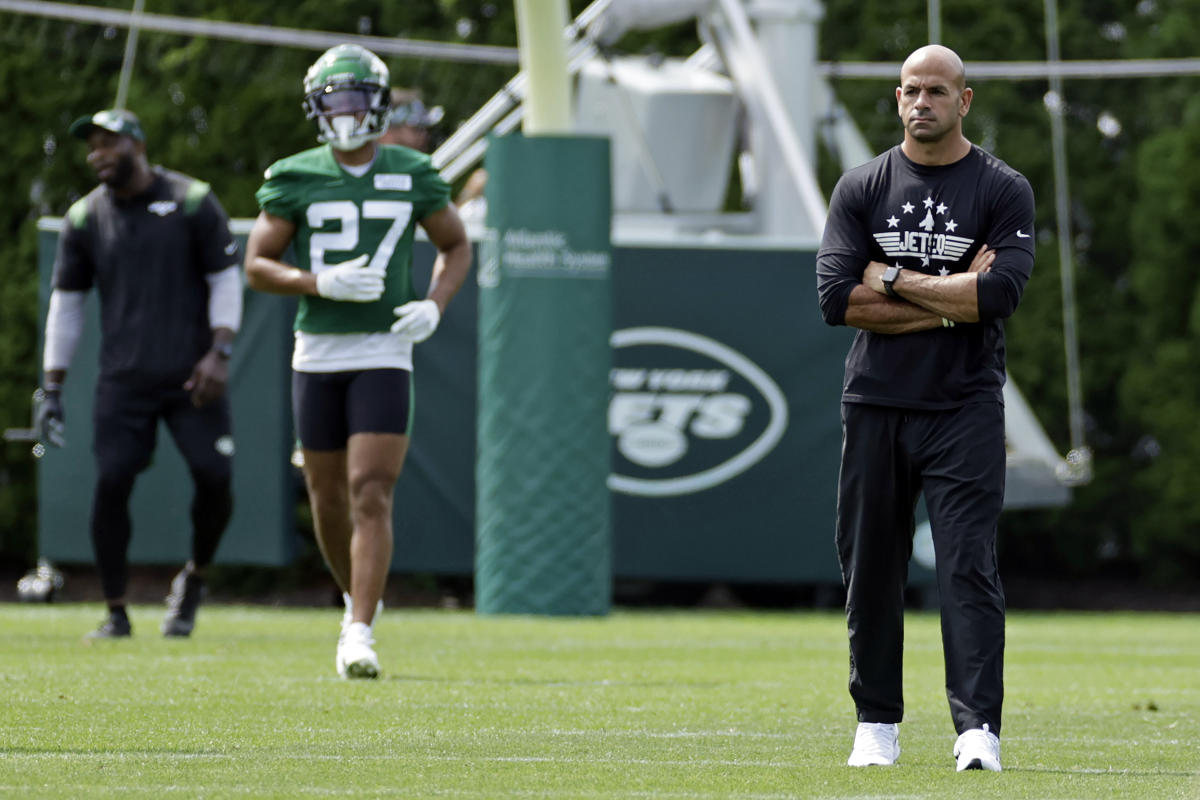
322,115,378,151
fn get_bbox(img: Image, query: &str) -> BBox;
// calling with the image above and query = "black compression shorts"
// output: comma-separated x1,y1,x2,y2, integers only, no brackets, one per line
292,368,412,451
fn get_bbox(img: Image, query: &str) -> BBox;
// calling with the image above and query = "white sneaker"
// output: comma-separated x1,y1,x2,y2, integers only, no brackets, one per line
847,722,900,766
336,621,380,679
954,724,1001,772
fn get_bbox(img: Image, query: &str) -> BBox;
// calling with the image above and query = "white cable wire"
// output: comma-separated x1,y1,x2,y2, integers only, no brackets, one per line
821,58,1200,80
0,0,521,64
1044,0,1092,486
113,0,143,110
8,0,1197,77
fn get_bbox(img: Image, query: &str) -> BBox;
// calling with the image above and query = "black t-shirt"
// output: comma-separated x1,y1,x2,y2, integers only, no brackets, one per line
53,167,239,384
816,144,1036,409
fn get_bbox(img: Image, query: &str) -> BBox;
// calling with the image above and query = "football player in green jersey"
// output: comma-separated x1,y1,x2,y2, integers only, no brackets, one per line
245,44,471,679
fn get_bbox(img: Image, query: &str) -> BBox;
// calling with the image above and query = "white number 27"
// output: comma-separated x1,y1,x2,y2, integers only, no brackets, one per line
306,200,414,272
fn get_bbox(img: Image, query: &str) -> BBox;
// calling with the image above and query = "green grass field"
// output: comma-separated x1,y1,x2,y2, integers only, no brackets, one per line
1,604,1196,799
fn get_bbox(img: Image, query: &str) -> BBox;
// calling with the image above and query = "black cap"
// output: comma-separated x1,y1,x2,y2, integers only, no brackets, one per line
68,109,146,142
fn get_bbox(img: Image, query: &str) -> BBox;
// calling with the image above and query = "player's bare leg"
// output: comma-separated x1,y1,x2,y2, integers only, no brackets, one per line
302,449,353,593
345,432,407,625
319,432,406,678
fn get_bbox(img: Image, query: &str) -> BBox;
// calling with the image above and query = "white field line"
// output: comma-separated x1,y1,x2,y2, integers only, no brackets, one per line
9,727,1194,750
0,752,800,767
1011,687,1200,697
0,789,935,800
1008,644,1200,657
5,749,1195,767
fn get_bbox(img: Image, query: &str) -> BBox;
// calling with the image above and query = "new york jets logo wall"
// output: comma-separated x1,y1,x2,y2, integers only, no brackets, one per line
873,195,973,274
608,327,788,497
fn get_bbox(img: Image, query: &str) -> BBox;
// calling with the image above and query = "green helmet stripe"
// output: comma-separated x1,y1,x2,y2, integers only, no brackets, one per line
304,44,389,95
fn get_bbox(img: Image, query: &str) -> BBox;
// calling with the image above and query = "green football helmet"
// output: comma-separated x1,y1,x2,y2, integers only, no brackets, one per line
303,44,391,151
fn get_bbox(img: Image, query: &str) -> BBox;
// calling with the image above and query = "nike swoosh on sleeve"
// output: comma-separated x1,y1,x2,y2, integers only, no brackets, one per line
1016,230,1031,238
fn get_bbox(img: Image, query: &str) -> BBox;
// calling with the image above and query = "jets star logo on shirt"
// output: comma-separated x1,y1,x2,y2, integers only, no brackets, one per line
873,195,973,276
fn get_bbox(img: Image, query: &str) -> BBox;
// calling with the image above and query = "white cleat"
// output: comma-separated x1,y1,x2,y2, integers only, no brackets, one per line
336,621,380,680
954,724,1002,772
847,722,900,766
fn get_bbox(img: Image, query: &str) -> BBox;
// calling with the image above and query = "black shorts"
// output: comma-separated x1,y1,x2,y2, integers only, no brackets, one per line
292,368,412,451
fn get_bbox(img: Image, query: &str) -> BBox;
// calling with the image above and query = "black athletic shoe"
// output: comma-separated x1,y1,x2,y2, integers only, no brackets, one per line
86,614,132,639
161,568,206,637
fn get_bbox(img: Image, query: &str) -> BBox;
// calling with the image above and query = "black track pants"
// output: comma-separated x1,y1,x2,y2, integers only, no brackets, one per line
90,378,233,600
836,402,1006,736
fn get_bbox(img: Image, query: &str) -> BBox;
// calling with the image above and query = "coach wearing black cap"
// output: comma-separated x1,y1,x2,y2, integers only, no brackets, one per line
39,108,243,639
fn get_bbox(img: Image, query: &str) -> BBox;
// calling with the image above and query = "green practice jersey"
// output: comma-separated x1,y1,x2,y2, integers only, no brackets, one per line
256,144,450,334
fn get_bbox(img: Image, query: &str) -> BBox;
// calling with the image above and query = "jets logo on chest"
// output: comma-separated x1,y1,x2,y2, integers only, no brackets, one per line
873,195,973,275
147,200,178,217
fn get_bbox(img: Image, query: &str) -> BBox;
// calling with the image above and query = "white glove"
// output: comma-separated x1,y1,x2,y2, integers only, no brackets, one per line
315,254,385,302
390,299,441,343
